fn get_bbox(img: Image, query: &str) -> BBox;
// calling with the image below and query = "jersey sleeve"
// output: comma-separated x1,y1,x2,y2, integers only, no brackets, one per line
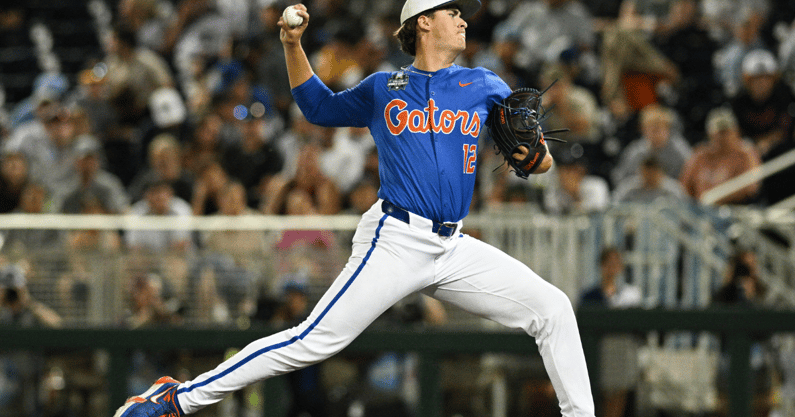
291,74,376,128
481,68,512,127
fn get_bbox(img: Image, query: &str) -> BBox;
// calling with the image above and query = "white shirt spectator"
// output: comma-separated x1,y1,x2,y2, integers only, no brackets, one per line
611,132,692,185
125,183,192,253
320,128,368,194
4,115,78,192
543,162,610,214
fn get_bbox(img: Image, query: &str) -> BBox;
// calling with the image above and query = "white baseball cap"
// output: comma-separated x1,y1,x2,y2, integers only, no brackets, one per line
742,49,779,76
400,0,481,25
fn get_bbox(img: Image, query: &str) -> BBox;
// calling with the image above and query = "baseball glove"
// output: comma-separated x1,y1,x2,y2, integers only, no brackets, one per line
488,86,567,179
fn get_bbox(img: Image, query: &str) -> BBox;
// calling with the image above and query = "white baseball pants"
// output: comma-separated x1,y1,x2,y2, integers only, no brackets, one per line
174,200,595,416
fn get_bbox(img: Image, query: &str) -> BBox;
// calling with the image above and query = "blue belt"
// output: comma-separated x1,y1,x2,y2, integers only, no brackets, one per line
381,200,458,237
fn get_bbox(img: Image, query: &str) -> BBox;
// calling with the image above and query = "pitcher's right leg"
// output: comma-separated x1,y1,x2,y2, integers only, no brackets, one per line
172,211,437,414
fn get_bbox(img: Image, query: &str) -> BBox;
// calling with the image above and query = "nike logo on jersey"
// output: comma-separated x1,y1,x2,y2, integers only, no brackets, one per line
459,81,473,87
384,99,481,137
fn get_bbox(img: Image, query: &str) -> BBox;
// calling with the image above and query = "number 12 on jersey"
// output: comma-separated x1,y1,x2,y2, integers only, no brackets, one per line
463,144,477,174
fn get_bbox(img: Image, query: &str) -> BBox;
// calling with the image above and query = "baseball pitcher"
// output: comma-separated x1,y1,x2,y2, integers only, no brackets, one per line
113,1,595,416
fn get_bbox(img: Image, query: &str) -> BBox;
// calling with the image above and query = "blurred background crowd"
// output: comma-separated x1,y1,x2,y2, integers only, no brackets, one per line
1,0,795,416
0,0,794,224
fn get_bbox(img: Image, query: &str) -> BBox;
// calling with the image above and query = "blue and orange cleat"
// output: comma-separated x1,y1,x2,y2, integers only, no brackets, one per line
113,376,183,417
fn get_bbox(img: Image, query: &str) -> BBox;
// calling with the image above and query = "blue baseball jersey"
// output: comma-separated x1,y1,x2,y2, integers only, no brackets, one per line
293,64,511,223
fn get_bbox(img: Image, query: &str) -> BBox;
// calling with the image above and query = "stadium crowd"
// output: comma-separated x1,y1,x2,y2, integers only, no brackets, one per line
0,0,794,226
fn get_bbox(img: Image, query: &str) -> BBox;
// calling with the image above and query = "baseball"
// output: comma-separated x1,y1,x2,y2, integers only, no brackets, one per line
282,5,303,28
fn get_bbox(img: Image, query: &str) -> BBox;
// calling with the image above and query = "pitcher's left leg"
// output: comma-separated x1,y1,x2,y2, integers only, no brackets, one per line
428,235,595,417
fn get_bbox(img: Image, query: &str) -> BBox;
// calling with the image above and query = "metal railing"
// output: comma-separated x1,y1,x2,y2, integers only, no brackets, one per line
700,148,795,206
2,202,794,327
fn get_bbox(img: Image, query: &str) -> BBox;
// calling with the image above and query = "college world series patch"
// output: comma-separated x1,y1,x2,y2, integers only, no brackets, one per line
387,71,409,91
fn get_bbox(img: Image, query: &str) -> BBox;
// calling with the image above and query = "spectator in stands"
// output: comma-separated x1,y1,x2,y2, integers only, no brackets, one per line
730,49,795,206
64,191,122,265
712,3,769,98
104,22,175,128
125,180,192,253
221,115,284,208
652,0,723,142
579,246,642,417
0,150,29,213
580,245,642,307
182,113,227,176
262,103,343,215
599,96,641,185
68,105,96,140
731,49,795,158
56,136,130,215
344,178,379,215
611,104,692,187
270,180,340,284
599,3,679,113
543,155,610,214
191,159,230,215
0,263,62,327
68,63,118,142
163,0,231,94
127,133,194,203
492,0,597,78
1,183,62,255
359,294,448,417
270,102,317,183
263,142,342,215
3,104,80,194
192,258,231,324
335,125,376,162
612,155,688,204
145,86,190,148
479,135,550,207
714,250,766,305
317,126,367,196
117,0,169,52
8,72,70,130
103,22,176,185
312,20,370,91
538,62,601,145
202,181,269,269
470,33,532,90
679,107,762,205
124,272,180,328
270,280,310,326
251,1,294,117
205,61,280,145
